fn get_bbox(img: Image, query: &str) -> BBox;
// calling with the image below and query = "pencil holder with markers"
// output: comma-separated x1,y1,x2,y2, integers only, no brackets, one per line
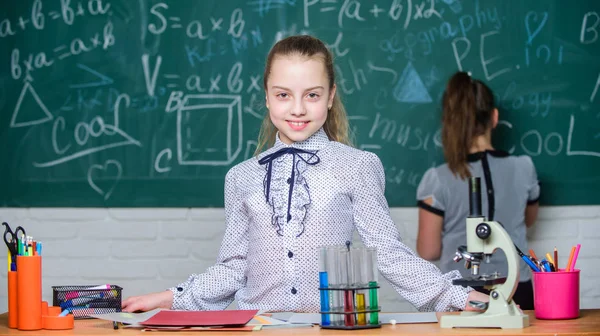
318,244,381,330
8,252,75,330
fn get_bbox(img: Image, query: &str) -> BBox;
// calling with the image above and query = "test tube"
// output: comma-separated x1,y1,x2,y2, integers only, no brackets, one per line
319,247,330,326
354,247,367,325
339,248,355,327
367,247,379,325
326,247,343,326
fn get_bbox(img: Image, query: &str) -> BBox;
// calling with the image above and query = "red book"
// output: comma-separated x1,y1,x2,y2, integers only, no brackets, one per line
140,310,258,327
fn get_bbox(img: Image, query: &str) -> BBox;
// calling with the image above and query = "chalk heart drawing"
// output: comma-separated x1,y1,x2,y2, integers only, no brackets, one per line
525,11,548,45
87,160,122,200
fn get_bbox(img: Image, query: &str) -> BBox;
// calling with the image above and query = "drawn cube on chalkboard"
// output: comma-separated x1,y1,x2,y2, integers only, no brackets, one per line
177,94,242,166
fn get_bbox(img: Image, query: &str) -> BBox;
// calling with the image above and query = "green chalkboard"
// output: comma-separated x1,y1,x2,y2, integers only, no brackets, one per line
1,0,599,207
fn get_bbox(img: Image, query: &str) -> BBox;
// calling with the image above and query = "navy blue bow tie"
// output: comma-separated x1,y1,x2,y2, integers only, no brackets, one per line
258,147,320,224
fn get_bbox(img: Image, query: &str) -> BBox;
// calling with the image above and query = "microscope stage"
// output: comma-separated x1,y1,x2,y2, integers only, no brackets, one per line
453,275,507,287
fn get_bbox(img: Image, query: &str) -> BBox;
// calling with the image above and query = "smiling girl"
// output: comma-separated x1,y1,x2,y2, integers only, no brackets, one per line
122,35,487,313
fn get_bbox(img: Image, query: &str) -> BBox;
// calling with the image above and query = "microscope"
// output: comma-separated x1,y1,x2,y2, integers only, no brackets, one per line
440,177,529,329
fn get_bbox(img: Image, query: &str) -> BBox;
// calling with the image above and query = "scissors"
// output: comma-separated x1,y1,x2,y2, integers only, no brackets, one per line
3,222,26,257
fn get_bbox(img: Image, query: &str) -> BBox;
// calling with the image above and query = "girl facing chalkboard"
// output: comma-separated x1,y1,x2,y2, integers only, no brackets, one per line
415,71,540,310
122,36,488,313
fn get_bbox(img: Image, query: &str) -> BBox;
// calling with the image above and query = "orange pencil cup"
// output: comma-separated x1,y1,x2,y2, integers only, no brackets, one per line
534,269,580,320
8,271,17,328
16,255,42,330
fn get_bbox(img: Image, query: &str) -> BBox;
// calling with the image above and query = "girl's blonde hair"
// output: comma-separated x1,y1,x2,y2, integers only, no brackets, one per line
255,35,352,155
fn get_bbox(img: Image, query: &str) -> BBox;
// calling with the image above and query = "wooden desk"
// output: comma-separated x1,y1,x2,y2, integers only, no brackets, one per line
1,310,600,335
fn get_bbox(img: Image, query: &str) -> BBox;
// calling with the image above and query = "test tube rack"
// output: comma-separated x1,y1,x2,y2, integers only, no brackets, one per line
318,284,382,330
318,244,382,330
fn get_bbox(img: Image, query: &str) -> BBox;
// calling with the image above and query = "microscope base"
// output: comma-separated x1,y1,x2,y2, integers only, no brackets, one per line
440,310,530,329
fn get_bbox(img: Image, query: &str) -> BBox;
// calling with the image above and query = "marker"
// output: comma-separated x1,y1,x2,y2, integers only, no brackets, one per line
569,244,581,272
516,246,541,272
60,291,117,309
528,248,539,261
65,284,111,300
86,300,121,308
541,259,552,272
70,307,119,318
566,246,576,271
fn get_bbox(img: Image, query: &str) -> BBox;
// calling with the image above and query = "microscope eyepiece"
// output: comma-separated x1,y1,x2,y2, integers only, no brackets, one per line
468,177,482,218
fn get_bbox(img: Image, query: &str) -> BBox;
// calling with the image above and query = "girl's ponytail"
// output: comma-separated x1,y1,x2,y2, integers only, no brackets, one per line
441,72,495,179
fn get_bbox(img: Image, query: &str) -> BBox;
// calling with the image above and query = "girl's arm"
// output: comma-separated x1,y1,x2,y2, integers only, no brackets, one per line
170,165,249,310
524,156,540,228
524,202,539,228
417,199,443,260
352,151,471,312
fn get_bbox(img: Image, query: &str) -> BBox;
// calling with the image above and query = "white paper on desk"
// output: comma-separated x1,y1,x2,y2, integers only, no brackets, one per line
380,312,438,324
252,314,313,328
89,308,164,325
248,315,290,326
288,313,321,324
269,312,294,322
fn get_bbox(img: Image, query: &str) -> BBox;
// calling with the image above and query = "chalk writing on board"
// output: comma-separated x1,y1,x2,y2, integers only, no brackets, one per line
164,92,243,166
500,81,552,118
591,72,600,103
392,62,432,103
368,113,441,152
1,0,598,206
9,22,114,82
580,11,599,44
10,81,53,128
452,29,513,80
499,116,600,158
524,11,563,67
33,94,142,168
566,115,600,158
70,63,114,89
243,140,258,161
87,159,122,200
0,0,109,39
525,11,548,46
148,3,246,40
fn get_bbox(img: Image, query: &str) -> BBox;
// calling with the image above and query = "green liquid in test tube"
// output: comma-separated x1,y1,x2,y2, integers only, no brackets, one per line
367,247,379,325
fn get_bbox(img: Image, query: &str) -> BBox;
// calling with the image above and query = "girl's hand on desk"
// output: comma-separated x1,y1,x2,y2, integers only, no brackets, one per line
464,290,490,311
121,290,173,312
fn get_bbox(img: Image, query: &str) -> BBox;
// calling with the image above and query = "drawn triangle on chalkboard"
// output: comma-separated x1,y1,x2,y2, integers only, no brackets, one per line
69,64,114,89
392,62,432,103
10,81,53,128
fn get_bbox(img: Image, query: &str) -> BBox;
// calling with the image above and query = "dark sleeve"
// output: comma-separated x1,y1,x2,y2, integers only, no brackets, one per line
416,168,445,217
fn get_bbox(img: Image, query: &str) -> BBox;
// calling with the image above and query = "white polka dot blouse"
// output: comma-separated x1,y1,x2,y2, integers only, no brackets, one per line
169,128,471,312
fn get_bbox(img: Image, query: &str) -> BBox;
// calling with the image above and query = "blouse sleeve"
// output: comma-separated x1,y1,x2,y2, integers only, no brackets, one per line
416,167,445,216
169,165,249,310
352,151,470,312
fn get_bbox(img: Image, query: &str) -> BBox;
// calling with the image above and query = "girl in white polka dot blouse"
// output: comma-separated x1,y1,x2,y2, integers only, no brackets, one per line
122,35,489,314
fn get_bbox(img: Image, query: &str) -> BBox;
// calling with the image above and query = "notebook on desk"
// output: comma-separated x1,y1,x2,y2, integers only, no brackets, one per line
139,310,258,327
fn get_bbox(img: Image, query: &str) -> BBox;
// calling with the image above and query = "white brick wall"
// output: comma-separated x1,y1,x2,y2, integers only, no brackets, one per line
1,206,598,313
